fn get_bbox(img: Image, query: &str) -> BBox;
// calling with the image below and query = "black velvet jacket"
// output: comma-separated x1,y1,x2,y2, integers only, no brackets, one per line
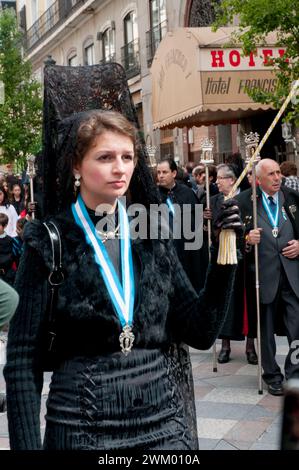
4,210,236,450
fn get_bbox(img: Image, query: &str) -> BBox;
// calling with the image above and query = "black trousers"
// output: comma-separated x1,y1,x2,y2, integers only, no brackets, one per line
261,269,299,384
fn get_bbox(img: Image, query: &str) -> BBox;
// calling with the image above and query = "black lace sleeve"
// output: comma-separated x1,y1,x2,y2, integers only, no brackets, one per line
168,243,236,349
4,245,48,450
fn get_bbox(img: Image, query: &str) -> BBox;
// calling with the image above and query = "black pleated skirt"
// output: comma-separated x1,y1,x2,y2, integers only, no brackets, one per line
43,348,196,450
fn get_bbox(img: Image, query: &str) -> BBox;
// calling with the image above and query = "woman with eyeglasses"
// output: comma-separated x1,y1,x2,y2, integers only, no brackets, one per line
211,164,258,365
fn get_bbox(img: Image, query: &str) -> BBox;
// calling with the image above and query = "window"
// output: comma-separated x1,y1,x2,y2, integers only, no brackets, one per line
84,43,95,65
68,54,77,66
122,11,140,77
31,0,38,24
147,0,167,66
102,28,115,63
150,0,166,28
124,11,138,45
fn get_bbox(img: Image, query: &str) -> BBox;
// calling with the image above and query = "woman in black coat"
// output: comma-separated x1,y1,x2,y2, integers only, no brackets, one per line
211,164,257,365
4,109,241,450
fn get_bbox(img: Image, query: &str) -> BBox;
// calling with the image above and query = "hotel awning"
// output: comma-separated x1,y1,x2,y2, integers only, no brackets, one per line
151,27,279,129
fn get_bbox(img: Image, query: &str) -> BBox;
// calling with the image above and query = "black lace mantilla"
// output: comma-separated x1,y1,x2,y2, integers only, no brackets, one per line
38,63,160,216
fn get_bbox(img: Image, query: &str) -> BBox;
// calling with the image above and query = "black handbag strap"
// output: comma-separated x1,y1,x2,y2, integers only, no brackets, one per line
43,221,64,351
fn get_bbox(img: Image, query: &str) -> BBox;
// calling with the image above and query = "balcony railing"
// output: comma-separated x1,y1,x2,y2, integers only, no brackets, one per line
99,53,116,65
26,0,88,52
146,20,167,67
120,39,140,79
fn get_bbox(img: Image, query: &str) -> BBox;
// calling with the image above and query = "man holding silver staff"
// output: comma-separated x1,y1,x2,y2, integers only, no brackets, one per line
237,158,299,396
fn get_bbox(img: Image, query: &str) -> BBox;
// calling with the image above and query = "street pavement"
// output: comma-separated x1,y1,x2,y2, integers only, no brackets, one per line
0,337,287,450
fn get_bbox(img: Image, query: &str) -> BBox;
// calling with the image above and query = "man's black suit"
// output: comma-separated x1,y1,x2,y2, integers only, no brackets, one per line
159,182,204,292
237,186,299,383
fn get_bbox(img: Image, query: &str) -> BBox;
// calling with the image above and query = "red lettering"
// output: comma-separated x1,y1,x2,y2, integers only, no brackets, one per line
278,49,289,63
229,50,241,67
262,49,273,65
211,50,225,67
248,51,256,67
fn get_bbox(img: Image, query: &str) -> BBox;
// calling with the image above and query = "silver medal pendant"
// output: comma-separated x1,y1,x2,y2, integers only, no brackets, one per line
272,227,278,238
119,324,135,356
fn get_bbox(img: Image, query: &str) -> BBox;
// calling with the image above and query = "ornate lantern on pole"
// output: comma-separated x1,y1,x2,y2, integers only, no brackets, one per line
145,144,158,168
244,131,263,394
26,154,36,220
199,138,218,372
281,122,298,159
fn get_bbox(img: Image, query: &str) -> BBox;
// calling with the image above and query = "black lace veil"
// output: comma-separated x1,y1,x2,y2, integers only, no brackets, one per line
38,63,160,216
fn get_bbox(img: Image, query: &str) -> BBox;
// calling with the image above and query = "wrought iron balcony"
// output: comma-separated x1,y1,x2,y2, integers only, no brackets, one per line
120,39,140,79
26,0,88,52
99,53,116,65
146,20,167,67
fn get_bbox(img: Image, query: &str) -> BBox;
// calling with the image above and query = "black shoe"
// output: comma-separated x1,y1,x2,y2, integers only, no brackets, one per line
0,393,6,412
268,382,284,396
217,349,231,364
246,351,258,365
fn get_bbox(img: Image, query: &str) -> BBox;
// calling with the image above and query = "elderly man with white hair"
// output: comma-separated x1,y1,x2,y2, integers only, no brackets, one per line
237,158,299,396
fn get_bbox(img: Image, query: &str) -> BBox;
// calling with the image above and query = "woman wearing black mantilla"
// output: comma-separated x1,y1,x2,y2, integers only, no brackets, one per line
4,64,241,450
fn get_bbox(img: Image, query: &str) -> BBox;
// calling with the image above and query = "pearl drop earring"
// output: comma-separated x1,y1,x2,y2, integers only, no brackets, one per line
74,174,81,188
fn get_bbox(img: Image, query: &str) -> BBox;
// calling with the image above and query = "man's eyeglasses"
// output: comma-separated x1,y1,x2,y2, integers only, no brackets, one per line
217,176,231,180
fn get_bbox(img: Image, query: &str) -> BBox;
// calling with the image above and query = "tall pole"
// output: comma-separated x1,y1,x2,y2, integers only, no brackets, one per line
244,133,263,394
26,154,36,220
200,138,217,372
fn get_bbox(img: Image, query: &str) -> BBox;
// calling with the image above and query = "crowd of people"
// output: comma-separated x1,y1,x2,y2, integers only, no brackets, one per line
155,156,299,397
0,59,298,449
0,175,30,286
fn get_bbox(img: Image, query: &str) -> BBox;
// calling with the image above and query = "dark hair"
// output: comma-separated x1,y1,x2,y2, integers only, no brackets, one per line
0,185,10,207
0,213,8,227
158,157,178,172
280,161,297,177
185,162,195,174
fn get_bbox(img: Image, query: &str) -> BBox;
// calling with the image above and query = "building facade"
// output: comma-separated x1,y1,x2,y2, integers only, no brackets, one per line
16,0,291,165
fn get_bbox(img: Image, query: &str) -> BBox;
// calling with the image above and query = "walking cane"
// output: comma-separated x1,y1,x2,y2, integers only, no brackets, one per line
26,154,36,220
200,138,217,372
244,133,263,394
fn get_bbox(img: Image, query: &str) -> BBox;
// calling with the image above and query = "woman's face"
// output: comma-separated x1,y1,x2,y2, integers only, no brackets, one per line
13,185,21,198
216,171,234,196
75,130,135,208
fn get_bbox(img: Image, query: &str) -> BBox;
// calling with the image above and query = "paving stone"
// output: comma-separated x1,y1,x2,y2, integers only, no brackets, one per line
193,383,215,399
241,404,278,421
235,364,259,376
225,439,252,450
0,437,9,449
250,442,279,450
214,439,239,450
195,401,252,420
225,420,271,442
203,374,258,388
196,417,237,439
203,387,264,405
197,438,219,450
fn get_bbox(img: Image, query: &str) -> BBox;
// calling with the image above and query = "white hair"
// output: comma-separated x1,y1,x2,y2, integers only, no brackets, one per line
255,158,279,177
